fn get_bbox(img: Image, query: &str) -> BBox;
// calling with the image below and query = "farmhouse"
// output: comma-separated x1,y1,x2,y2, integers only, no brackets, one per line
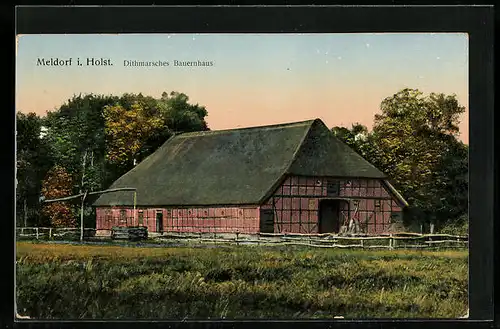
93,119,408,235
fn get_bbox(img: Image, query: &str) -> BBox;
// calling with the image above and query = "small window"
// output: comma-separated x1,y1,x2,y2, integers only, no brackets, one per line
374,200,381,210
316,180,322,186
326,180,340,196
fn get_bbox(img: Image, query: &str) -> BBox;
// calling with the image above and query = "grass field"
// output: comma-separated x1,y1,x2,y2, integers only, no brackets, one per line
15,241,468,319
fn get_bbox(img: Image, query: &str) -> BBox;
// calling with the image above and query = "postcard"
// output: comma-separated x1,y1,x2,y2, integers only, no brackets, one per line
15,32,469,320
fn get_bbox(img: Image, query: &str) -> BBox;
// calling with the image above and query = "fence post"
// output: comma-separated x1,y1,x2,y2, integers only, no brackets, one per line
36,227,39,240
49,228,52,240
236,232,239,246
360,238,364,248
21,227,24,236
389,234,393,249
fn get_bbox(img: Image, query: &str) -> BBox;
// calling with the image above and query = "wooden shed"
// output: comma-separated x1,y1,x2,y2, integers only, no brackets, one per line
93,119,408,235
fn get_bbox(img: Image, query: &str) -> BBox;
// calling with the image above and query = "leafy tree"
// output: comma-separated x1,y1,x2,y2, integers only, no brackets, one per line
332,88,467,230
332,123,369,155
44,94,119,192
41,165,76,227
103,101,164,167
370,88,466,226
103,91,209,179
16,112,54,227
159,91,209,133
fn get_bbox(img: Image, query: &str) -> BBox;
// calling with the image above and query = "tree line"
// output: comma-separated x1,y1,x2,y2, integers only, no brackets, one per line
16,91,209,228
16,88,467,232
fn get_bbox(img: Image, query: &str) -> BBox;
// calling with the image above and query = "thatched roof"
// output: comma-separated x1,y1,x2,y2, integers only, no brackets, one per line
93,118,389,207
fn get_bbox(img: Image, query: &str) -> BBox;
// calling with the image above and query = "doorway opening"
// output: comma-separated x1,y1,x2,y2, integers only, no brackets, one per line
318,199,346,233
156,211,163,233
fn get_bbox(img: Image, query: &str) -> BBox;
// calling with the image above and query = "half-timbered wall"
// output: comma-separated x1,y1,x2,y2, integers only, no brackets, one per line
96,206,260,234
260,176,403,234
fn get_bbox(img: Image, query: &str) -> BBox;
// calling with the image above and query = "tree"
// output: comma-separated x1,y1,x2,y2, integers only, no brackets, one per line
41,165,76,227
44,94,119,192
332,89,467,230
159,91,209,133
369,88,466,227
103,101,164,167
103,92,210,178
16,112,54,227
332,122,370,156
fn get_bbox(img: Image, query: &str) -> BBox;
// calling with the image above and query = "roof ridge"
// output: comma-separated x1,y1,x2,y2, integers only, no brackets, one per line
176,119,318,137
284,119,319,173
257,119,319,203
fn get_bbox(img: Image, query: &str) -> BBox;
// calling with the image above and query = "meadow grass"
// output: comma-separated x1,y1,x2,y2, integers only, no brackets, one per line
15,241,468,319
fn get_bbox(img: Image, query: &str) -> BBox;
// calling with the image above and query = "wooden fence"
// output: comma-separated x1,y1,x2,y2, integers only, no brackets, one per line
155,231,468,249
16,227,96,240
15,227,468,249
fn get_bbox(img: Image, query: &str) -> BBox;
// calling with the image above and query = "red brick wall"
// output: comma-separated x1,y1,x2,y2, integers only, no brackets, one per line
261,176,403,234
96,205,260,234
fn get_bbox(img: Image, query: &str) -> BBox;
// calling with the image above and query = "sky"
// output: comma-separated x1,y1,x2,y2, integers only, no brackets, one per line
16,33,469,143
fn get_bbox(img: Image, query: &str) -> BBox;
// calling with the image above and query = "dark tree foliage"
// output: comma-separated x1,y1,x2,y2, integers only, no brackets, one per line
332,89,468,231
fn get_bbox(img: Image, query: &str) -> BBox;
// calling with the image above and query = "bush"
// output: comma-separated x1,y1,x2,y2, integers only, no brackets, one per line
439,215,468,236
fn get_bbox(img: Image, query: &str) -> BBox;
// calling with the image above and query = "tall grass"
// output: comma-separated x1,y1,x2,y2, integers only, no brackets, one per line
15,242,468,319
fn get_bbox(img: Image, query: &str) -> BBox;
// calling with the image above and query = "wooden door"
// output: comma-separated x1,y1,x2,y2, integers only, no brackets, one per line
260,209,274,233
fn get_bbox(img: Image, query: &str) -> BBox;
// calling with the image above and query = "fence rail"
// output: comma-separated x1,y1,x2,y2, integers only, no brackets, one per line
15,227,468,249
155,231,468,249
16,227,96,240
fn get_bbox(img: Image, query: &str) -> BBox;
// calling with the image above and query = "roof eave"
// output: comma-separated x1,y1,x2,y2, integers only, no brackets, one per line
381,180,409,208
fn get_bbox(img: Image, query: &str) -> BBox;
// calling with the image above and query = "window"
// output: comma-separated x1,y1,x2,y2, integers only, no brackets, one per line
120,209,127,223
374,200,381,210
326,180,340,196
138,210,144,226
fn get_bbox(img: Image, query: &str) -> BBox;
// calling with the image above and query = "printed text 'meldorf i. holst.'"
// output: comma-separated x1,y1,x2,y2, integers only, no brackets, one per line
36,57,216,67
